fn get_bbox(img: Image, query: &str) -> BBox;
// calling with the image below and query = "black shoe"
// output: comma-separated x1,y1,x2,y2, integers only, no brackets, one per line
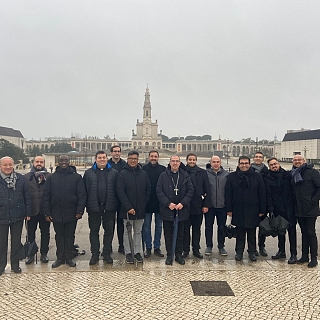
25,256,34,264
89,254,99,265
66,259,76,267
40,254,49,263
254,250,259,256
134,253,143,263
165,257,173,265
52,260,64,268
249,254,257,262
308,259,318,268
144,248,151,258
175,255,185,265
235,253,243,261
193,251,203,259
271,251,286,259
288,255,297,264
182,251,189,258
297,256,309,264
0,269,4,276
11,267,22,274
118,246,125,255
126,254,134,264
259,247,268,257
154,248,164,257
103,254,113,264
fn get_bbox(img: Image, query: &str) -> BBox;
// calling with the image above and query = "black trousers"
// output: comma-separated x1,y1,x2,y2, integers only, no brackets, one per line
115,211,124,248
183,214,203,253
163,219,184,257
236,227,256,254
27,214,50,255
0,220,23,271
278,225,297,255
298,216,318,258
88,210,115,256
258,215,266,249
53,220,77,261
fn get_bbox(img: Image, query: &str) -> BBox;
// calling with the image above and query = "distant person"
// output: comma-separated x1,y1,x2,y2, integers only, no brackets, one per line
142,150,166,258
0,156,31,275
291,155,320,268
84,151,118,265
108,145,126,254
117,151,151,264
251,151,268,257
264,158,297,264
225,156,266,262
42,155,86,268
183,153,210,259
24,156,51,264
156,155,194,265
205,156,229,256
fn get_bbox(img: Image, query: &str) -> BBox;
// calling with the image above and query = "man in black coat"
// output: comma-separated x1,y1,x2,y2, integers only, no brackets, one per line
156,155,194,265
0,156,31,275
251,151,269,257
84,151,118,265
108,145,126,254
117,151,151,264
264,158,297,264
42,155,86,268
183,153,210,259
142,150,165,258
291,155,320,268
24,156,51,264
225,156,266,262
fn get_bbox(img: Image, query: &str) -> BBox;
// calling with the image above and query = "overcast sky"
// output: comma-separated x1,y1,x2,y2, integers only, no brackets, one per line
1,1,320,142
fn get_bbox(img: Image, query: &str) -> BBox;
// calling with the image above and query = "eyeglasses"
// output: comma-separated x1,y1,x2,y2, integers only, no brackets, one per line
128,158,138,161
269,163,278,166
239,162,250,165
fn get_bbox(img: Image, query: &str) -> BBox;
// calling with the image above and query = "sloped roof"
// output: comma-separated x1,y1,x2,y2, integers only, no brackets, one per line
283,129,320,142
0,126,24,138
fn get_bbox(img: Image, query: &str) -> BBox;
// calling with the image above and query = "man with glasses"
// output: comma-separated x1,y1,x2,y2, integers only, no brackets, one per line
108,145,126,254
116,151,151,264
264,158,297,264
291,155,320,268
225,156,266,261
156,155,194,265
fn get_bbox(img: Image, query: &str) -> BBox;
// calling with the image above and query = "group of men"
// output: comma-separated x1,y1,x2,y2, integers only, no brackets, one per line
0,148,319,275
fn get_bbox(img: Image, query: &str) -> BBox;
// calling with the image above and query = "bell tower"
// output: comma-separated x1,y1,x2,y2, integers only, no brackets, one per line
143,85,152,122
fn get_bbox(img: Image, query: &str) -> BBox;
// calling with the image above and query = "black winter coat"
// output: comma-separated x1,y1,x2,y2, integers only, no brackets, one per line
42,166,86,223
108,158,126,172
116,164,151,220
186,165,211,214
292,164,320,217
264,168,296,226
225,167,266,228
24,171,51,216
142,162,166,213
156,167,194,222
83,162,118,214
0,172,32,224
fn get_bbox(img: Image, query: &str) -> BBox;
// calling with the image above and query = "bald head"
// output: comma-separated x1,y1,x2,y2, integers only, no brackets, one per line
292,155,305,168
0,157,14,175
210,156,221,172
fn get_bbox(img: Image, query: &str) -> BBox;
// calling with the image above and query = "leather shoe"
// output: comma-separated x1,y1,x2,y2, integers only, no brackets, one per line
235,253,243,261
175,255,185,265
297,256,309,264
288,255,297,264
25,256,34,264
182,251,189,258
249,254,257,262
144,248,151,258
66,259,76,267
89,255,99,265
193,251,203,259
11,267,22,274
308,259,318,268
154,248,164,257
40,254,49,263
254,250,259,256
52,260,64,268
271,251,286,259
259,248,268,257
103,254,113,264
165,257,173,265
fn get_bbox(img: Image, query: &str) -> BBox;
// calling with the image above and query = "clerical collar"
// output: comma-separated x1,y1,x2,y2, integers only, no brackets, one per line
171,170,178,174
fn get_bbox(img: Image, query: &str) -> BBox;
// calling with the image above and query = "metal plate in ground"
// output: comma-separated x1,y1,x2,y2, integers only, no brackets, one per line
190,281,234,296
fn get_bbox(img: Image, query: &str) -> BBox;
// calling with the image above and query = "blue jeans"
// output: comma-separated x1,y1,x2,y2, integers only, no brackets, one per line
143,212,162,249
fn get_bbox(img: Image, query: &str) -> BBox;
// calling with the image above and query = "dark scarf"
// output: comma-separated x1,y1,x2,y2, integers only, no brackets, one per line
236,167,254,188
291,163,306,184
0,170,18,190
186,165,197,186
269,168,286,188
30,166,47,185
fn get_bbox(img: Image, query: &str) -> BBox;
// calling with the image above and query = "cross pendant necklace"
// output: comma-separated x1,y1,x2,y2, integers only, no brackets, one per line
171,172,179,196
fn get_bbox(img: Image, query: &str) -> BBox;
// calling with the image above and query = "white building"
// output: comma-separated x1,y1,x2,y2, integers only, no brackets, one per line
0,126,26,150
